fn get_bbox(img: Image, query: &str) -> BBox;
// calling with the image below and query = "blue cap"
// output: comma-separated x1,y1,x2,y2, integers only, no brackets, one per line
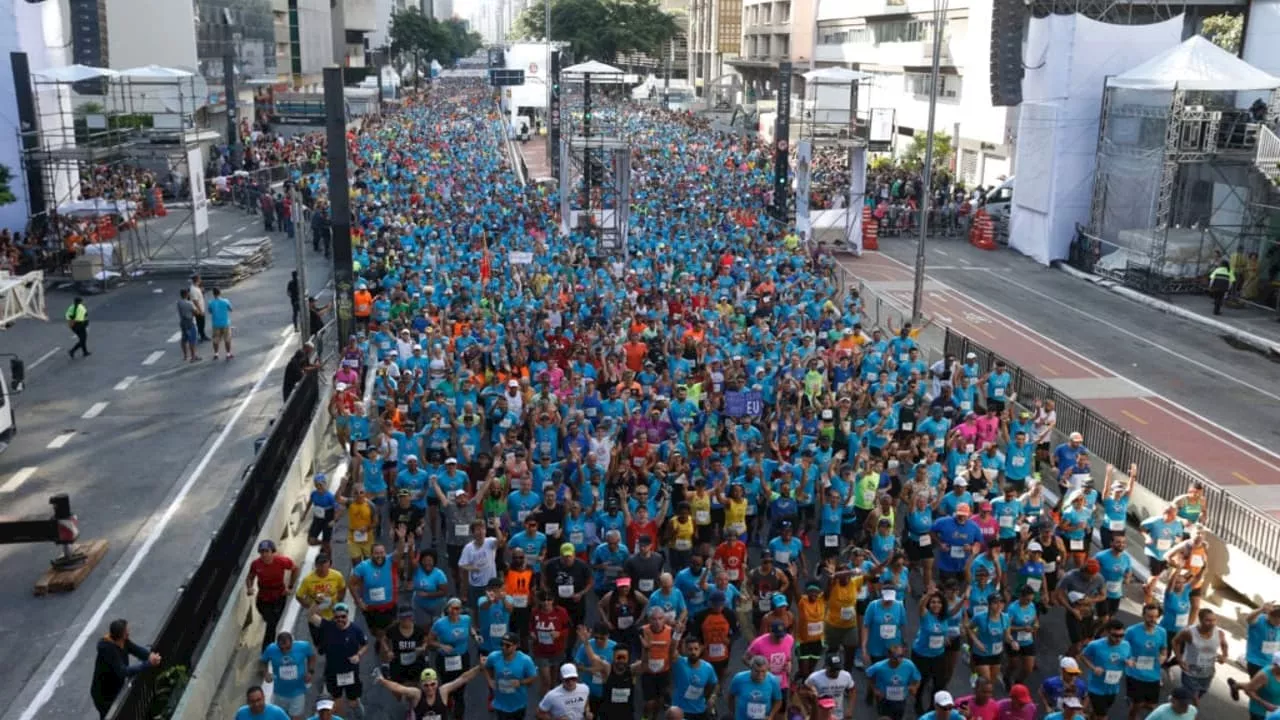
709,589,726,604
771,592,789,609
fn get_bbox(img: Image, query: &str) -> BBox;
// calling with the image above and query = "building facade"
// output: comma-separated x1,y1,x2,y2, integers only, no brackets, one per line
814,0,1014,185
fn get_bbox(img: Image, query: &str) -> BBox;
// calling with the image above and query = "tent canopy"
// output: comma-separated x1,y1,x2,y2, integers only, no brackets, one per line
118,65,196,80
1107,35,1280,91
32,64,119,82
562,60,624,76
802,67,871,84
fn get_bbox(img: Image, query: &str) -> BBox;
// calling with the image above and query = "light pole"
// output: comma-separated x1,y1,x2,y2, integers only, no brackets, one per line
546,0,552,132
912,0,948,323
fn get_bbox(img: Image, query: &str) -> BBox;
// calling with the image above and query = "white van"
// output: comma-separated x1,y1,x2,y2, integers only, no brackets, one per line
984,176,1014,222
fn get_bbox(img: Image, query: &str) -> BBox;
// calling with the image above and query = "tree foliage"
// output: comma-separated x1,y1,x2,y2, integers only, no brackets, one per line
512,0,680,65
1201,13,1243,56
389,9,483,67
901,129,954,173
0,164,15,206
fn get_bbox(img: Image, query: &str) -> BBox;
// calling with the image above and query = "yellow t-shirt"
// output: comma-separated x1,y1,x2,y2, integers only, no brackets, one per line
798,596,827,642
296,569,347,619
825,575,865,628
347,500,374,536
690,492,712,526
725,497,748,534
671,516,696,550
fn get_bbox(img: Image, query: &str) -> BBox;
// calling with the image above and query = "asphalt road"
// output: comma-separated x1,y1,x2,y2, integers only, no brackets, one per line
0,204,334,720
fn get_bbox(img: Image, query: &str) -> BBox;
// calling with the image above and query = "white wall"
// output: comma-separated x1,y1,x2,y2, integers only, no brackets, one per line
505,42,551,121
1244,0,1280,78
107,0,198,70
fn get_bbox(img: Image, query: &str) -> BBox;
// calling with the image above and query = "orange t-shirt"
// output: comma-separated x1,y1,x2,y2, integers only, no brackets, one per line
624,342,648,372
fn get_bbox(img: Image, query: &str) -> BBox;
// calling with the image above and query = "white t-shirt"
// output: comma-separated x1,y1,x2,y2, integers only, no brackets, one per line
459,537,499,587
806,670,856,718
537,682,590,720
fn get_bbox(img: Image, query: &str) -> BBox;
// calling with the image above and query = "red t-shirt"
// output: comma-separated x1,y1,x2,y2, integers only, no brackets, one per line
714,541,748,583
249,556,295,602
531,605,571,656
628,520,659,553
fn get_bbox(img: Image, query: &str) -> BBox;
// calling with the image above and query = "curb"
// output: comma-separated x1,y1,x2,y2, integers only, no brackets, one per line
1053,262,1280,359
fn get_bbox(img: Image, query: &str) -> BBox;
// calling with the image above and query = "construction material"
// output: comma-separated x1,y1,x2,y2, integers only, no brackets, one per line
33,539,109,596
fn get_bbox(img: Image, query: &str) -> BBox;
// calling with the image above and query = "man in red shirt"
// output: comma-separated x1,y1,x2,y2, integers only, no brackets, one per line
623,335,648,373
531,590,571,693
246,539,297,653
713,529,749,587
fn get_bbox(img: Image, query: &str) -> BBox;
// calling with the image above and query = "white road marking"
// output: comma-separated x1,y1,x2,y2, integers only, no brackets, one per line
115,376,138,391
237,224,249,232
82,402,109,419
935,249,949,256
168,331,181,343
220,233,234,241
29,347,61,370
17,334,296,720
142,351,165,365
870,251,1280,471
47,432,75,449
957,257,972,265
280,326,294,338
0,466,38,493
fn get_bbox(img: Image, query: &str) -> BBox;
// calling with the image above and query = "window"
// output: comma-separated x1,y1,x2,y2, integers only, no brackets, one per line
776,34,789,56
873,20,930,43
777,1,791,24
819,28,868,44
904,72,960,99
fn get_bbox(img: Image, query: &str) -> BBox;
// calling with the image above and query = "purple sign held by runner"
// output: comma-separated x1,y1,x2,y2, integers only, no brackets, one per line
725,390,764,417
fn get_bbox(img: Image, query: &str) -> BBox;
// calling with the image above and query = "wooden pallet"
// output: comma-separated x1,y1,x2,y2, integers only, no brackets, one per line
33,540,109,596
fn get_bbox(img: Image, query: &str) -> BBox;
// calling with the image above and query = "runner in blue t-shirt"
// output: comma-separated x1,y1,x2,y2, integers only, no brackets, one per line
728,658,783,720
260,632,315,718
485,634,538,719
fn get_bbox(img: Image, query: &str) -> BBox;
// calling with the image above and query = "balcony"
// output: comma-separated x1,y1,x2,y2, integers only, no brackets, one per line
341,0,376,32
814,36,951,66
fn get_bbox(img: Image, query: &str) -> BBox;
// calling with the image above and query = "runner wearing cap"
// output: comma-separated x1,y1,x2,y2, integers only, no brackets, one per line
862,586,907,668
428,597,476,711
625,535,666,596
864,643,921,720
1144,687,1199,720
247,540,297,654
373,662,481,720
306,474,338,557
1007,584,1040,685
306,602,369,718
690,588,737,685
1040,657,1088,713
599,576,647,650
382,607,427,685
532,590,573,691
1055,559,1106,657
995,684,1037,720
1047,695,1087,720
545,541,595,629
260,631,316,720
477,578,514,655
932,502,983,587
918,691,957,720
805,653,856,720
485,632,538,720
536,662,591,720
795,582,826,676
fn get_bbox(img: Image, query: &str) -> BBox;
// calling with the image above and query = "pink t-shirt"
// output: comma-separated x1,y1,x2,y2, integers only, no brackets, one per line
956,422,979,447
747,634,795,688
975,416,1000,446
956,697,1001,720
994,698,1037,720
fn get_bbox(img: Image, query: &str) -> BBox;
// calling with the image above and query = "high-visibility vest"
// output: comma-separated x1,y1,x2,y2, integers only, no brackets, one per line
353,290,372,317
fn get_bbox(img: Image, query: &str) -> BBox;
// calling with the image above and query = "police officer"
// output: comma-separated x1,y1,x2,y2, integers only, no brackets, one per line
1208,260,1234,316
66,296,90,358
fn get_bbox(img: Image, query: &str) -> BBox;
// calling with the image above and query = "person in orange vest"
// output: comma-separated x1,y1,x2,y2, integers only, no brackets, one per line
353,282,373,331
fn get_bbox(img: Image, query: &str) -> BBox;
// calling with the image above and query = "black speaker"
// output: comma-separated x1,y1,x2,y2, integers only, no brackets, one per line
990,0,1025,106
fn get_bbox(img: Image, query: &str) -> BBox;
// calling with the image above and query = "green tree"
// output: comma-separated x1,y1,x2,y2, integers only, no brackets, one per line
1201,13,1243,56
389,9,481,69
512,0,679,65
901,129,953,173
0,165,15,206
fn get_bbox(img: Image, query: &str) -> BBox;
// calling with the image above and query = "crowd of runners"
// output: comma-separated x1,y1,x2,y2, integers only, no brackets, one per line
234,77,1280,720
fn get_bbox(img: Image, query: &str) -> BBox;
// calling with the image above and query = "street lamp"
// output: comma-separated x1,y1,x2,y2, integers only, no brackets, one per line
911,0,948,323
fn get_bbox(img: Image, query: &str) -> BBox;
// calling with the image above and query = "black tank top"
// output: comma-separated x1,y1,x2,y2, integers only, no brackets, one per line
602,669,636,720
414,688,449,720
1040,538,1061,567
610,597,638,633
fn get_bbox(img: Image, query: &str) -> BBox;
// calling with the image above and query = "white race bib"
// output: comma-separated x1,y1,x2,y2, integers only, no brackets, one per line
370,586,387,603
593,673,604,685
639,579,655,592
748,702,768,719
538,631,554,644
1106,581,1122,595
685,684,704,700
886,686,906,702
1136,657,1155,671
279,664,299,681
879,624,896,640
455,524,470,537
990,641,1003,655
950,545,966,559
999,516,1014,529
1263,641,1280,655
512,595,529,608
929,635,945,649
675,538,692,550
1043,561,1057,573
1176,613,1190,627
1156,539,1172,551
1017,631,1033,644
824,535,839,547
499,679,519,693
840,606,855,621
490,623,507,638
1069,539,1084,552
612,688,632,703
1104,669,1122,684
918,535,931,547
1191,555,1205,568
994,388,1005,398
696,511,711,524
570,531,585,545
709,643,726,657
399,651,419,666
1110,520,1125,532
546,523,561,536
558,584,574,598
1026,578,1042,591
445,655,462,671
808,622,824,636
337,671,355,687
648,658,665,672
774,551,790,564
353,529,369,542
618,616,634,629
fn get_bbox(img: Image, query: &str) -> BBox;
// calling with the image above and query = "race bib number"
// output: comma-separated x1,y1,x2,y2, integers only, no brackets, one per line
1136,657,1155,671
999,516,1014,529
1191,555,1205,568
1017,631,1033,644
1069,539,1084,552
499,679,519,693
929,635,945,649
990,641,1003,655
709,643,726,657
312,505,328,519
728,568,740,581
950,545,966,559
517,510,531,522
399,651,419,666
538,631,554,644
808,622,824,636
612,688,632,703
675,538,692,550
886,686,906,702
445,655,463,671
593,673,604,685
455,524,470,537
748,702,768,719
825,535,839,547
511,595,529,608
1026,578,1042,591
696,511,711,524
994,388,1005,398
353,530,369,542
618,616,634,629
918,535,931,547
490,623,507,638
774,551,790,564
841,606,855,621
1106,581,1122,595
370,586,387,603
730,523,747,535
1104,670,1122,684
1043,561,1057,573
1109,520,1125,532
1176,613,1190,627
546,523,561,536
880,625,896,640
1156,539,1172,551
558,584,574,598
758,597,772,611
337,671,355,687
1012,456,1025,467
648,659,665,672
685,684,704,700
1263,641,1280,655
639,579,655,592
279,664,299,681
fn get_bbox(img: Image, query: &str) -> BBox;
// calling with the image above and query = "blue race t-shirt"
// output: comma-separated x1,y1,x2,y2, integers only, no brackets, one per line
1124,623,1167,683
1082,637,1131,695
729,669,782,720
234,705,290,720
672,656,719,714
207,297,232,328
930,516,984,573
260,640,315,698
865,659,922,703
486,649,538,712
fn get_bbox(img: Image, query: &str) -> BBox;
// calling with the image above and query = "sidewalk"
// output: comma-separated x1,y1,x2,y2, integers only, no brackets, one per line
1056,262,1280,357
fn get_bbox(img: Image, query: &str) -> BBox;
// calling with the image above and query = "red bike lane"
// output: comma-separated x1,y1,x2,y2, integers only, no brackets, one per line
837,252,1280,508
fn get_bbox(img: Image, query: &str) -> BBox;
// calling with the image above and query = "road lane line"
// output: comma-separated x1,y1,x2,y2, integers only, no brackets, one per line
986,269,1280,404
939,288,1103,377
47,432,75,449
1039,364,1060,377
280,326,294,339
82,402,109,419
142,351,165,365
1233,472,1255,485
0,467,38,493
1136,396,1280,475
168,331,181,343
114,376,138,391
17,333,296,720
219,233,234,241
849,250,1280,477
1120,410,1149,426
29,347,62,370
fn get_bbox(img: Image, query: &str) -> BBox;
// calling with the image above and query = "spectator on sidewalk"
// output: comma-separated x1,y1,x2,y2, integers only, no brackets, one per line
90,619,161,719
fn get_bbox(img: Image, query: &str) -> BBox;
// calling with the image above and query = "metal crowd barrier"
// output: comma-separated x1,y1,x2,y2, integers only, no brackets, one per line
106,362,323,720
942,326,1280,573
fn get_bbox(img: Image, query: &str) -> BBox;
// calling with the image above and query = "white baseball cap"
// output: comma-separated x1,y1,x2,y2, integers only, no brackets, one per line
1027,541,1043,552
560,662,579,679
315,698,335,711
1070,432,1084,442
934,691,955,707
1060,657,1080,672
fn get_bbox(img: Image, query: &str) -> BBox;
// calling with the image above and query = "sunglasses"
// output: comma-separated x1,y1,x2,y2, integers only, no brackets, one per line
334,614,349,620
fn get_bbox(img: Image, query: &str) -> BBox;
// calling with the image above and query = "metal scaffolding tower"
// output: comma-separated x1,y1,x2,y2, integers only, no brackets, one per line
557,61,633,258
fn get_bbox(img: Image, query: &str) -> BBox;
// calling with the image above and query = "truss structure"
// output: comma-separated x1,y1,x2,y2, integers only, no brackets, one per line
0,271,47,326
557,66,633,258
